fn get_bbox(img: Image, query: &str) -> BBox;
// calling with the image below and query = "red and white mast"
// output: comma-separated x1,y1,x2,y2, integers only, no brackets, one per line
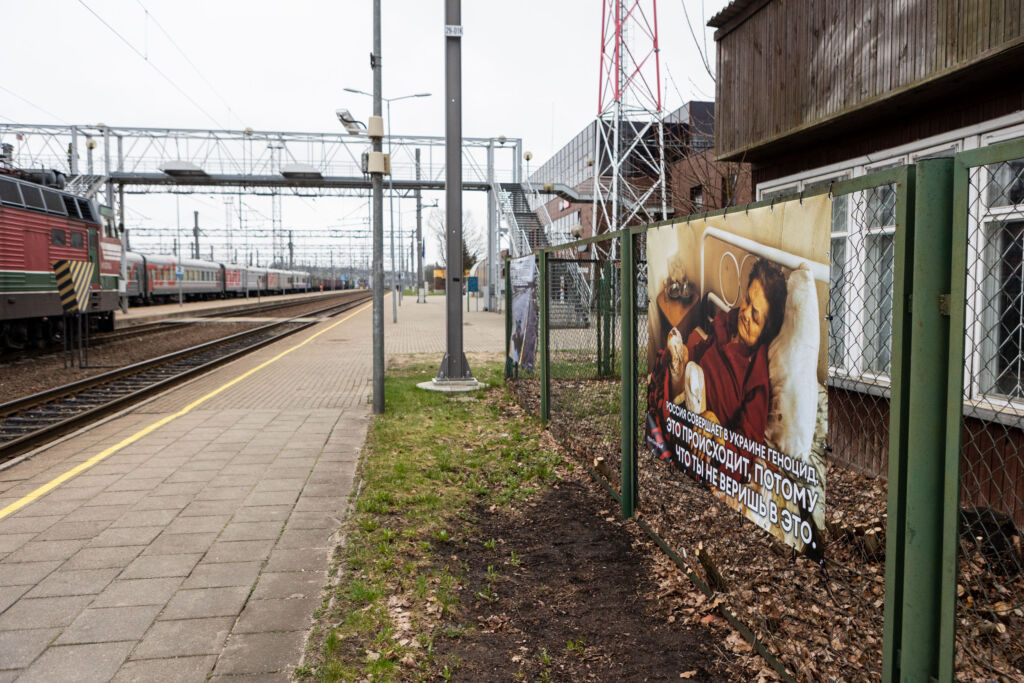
593,0,667,256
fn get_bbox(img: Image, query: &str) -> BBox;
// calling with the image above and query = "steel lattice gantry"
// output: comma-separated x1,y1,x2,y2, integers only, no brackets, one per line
0,124,521,196
0,123,521,310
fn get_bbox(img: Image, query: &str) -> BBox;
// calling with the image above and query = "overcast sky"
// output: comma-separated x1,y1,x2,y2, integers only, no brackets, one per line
2,0,728,269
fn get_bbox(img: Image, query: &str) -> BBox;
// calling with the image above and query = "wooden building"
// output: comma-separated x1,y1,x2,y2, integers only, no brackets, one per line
709,0,1024,521
710,0,1024,186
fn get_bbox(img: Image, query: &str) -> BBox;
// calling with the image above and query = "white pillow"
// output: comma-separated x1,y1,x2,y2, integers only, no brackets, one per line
765,263,820,462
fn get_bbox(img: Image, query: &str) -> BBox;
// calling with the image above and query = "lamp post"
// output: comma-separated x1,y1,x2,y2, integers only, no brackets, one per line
344,88,430,322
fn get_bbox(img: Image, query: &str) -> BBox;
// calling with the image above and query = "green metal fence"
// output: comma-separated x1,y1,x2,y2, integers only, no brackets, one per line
505,141,1024,682
948,140,1024,682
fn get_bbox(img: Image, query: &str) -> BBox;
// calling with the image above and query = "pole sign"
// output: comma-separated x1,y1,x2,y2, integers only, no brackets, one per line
644,196,831,561
175,265,184,280
467,276,479,293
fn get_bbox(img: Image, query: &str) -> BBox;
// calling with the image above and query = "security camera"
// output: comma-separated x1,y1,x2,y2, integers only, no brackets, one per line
335,109,365,135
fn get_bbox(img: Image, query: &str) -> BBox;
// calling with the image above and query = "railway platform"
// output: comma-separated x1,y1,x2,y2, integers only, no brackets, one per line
0,295,503,681
114,289,366,328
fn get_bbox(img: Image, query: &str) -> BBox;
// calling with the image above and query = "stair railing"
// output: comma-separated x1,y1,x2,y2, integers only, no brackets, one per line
492,181,532,258
520,177,592,315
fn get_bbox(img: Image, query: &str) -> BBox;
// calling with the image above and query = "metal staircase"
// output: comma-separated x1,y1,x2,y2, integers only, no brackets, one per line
494,181,592,328
64,174,108,199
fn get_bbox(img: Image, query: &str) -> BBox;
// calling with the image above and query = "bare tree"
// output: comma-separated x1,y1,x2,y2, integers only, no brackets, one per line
427,208,484,271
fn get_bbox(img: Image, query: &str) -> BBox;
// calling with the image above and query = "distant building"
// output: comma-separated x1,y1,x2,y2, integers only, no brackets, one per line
527,101,752,249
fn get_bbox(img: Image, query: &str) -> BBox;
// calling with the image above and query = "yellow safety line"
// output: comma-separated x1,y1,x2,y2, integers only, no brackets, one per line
0,301,373,522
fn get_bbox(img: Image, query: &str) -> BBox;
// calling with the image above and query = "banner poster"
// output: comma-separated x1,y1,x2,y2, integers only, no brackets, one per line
509,255,539,372
645,196,831,562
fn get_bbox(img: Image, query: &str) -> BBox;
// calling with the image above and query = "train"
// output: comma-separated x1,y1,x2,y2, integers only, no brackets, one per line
124,252,310,304
0,170,315,351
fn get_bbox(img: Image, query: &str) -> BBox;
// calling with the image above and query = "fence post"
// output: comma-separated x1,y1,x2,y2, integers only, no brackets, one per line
598,262,606,376
504,258,512,380
619,232,638,518
936,157,971,683
538,251,550,426
596,264,603,377
881,166,915,683
894,158,956,682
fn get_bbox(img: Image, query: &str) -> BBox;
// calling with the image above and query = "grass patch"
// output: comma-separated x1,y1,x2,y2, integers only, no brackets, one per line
300,359,561,681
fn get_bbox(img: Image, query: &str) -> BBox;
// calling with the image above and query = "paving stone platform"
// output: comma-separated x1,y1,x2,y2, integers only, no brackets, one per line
0,296,504,681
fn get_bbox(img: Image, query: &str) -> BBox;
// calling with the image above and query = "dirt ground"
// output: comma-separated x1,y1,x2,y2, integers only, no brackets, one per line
431,470,734,681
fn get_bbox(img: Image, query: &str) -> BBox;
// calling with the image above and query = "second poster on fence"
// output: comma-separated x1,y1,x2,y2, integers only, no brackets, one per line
645,196,830,561
509,255,539,372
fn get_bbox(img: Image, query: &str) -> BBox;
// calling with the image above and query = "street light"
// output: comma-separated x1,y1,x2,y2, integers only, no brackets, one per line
343,88,431,321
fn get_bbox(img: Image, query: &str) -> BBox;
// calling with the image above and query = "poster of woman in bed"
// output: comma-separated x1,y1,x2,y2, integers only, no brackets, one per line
645,196,831,561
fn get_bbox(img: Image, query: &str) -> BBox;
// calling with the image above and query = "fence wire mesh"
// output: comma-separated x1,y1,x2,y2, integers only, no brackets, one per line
956,159,1024,681
547,239,623,490
635,187,894,681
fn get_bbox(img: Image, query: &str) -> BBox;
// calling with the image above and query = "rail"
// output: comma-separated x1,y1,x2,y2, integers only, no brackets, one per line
0,291,370,463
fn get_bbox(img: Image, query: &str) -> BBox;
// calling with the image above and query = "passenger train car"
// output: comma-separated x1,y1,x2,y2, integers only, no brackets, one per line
124,252,310,304
0,171,120,349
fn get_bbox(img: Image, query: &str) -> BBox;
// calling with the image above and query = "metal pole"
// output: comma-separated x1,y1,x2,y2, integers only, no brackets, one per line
193,211,200,260
504,259,512,378
487,140,496,312
371,0,386,413
118,184,127,313
435,0,473,382
538,251,550,424
619,231,637,518
70,127,78,175
387,100,398,322
416,148,425,302
895,159,956,682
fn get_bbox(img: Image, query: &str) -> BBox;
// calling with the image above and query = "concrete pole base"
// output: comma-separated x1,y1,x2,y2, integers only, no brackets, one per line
417,287,426,303
417,378,486,394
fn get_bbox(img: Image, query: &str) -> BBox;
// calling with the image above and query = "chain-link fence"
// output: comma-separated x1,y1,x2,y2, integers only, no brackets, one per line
956,155,1024,680
633,182,897,681
506,150,1024,681
546,242,624,490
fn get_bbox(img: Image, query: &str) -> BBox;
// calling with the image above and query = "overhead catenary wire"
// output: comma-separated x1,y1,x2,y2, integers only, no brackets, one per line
0,84,71,124
133,0,243,127
76,0,226,129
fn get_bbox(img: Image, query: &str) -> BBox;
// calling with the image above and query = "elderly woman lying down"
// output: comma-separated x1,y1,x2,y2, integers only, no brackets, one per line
647,258,788,478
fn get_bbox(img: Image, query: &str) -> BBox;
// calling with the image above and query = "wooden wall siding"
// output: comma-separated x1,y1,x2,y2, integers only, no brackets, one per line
960,416,1024,529
827,388,1024,527
715,0,1024,159
828,387,890,479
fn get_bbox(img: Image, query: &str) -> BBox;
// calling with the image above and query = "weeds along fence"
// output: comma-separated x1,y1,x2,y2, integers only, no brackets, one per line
505,140,1024,682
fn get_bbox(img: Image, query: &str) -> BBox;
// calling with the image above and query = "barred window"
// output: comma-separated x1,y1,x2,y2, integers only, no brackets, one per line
972,157,1024,402
828,182,896,381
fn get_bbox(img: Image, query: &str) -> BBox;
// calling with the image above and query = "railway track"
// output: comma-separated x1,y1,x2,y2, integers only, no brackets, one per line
0,291,363,361
0,291,370,464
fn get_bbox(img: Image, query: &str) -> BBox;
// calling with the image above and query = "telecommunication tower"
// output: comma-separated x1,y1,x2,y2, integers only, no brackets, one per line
593,0,667,257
